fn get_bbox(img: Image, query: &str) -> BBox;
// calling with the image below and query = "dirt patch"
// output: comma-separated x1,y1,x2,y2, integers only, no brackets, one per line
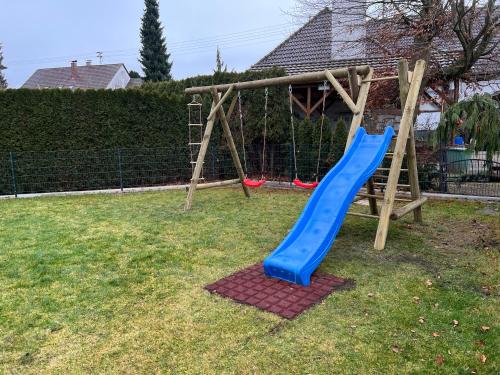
382,253,443,274
421,218,499,253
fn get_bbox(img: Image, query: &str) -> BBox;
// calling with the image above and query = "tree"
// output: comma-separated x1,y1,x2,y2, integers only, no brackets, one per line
291,1,498,84
128,70,142,78
0,43,7,89
139,0,172,81
214,47,227,74
437,93,499,159
331,118,348,164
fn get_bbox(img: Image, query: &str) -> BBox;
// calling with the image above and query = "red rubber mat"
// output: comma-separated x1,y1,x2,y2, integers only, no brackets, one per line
205,263,353,319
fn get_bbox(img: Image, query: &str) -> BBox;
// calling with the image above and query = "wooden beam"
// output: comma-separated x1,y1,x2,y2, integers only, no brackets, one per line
399,59,423,223
194,179,241,190
226,94,239,122
361,75,399,83
345,68,373,151
211,88,251,199
347,211,379,219
310,89,333,114
185,100,218,211
185,66,371,94
374,59,426,250
390,197,427,220
291,93,308,115
207,85,234,121
374,182,411,189
356,192,412,202
347,67,360,102
324,69,358,114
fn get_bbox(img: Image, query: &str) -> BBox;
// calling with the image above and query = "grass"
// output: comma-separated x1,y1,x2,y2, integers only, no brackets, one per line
0,188,498,374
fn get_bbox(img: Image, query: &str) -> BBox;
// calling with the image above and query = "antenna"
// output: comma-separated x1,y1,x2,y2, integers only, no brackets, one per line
96,51,103,64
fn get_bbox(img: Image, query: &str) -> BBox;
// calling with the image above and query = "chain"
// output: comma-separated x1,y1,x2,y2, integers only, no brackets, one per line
262,88,268,179
289,85,298,179
237,91,248,176
315,80,328,181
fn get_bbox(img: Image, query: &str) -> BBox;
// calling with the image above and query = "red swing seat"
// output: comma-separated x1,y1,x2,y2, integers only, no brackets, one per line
243,178,266,188
293,178,319,189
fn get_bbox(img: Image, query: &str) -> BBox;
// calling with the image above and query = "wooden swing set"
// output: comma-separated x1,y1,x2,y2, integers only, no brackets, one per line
184,58,428,250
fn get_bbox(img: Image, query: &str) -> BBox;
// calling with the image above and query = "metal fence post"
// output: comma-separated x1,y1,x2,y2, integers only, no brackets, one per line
9,151,17,197
438,147,447,193
117,148,124,192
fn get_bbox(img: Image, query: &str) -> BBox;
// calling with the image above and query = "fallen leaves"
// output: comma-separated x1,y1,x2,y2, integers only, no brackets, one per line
452,320,459,327
432,332,440,337
475,339,485,348
367,293,374,297
391,345,400,353
425,279,433,287
435,355,444,365
481,286,491,295
418,317,425,324
479,354,487,364
413,296,421,304
481,326,490,332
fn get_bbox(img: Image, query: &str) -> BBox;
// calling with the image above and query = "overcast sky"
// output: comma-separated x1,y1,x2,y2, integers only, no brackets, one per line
0,0,298,88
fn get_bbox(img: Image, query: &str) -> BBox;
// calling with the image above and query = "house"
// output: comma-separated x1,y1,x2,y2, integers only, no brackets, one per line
251,3,499,131
22,60,143,90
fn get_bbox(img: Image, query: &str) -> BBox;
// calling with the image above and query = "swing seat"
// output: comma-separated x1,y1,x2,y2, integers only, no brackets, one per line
293,178,319,189
243,178,266,188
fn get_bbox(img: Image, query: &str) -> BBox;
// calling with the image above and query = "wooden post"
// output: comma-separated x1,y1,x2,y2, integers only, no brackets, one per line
207,85,234,121
390,197,427,220
324,69,358,114
366,178,379,215
185,100,218,211
398,59,423,223
347,67,360,102
345,68,373,151
306,87,312,119
211,88,251,198
374,60,426,250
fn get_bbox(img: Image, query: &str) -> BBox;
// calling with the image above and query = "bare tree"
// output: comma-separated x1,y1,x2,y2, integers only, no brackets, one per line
291,1,499,82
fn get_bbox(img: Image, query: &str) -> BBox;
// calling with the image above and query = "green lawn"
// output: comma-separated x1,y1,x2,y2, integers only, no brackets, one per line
0,188,498,374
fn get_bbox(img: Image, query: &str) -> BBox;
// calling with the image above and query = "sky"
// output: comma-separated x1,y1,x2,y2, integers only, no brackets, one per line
0,0,298,88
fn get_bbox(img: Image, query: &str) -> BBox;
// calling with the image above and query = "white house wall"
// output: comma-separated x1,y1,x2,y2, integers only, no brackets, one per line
107,66,130,89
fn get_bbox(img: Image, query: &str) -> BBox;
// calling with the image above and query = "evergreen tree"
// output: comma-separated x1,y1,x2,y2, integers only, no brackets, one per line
139,0,172,81
0,44,7,89
214,47,227,74
128,70,142,78
331,118,348,164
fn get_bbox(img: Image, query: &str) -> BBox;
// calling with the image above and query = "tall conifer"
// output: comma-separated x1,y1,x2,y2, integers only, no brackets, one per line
139,0,172,81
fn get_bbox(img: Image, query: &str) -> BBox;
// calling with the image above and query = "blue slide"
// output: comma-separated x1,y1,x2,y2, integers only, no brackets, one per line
264,127,395,286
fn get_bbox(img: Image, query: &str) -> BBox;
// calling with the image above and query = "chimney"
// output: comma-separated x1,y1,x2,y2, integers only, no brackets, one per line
70,60,78,80
86,60,92,66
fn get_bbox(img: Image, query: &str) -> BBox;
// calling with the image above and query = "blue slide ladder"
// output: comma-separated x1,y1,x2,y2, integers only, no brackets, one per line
264,127,395,286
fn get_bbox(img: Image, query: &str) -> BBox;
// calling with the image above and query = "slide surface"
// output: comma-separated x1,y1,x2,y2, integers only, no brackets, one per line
264,127,395,286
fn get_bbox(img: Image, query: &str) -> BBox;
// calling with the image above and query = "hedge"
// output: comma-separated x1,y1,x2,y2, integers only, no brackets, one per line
0,68,346,194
